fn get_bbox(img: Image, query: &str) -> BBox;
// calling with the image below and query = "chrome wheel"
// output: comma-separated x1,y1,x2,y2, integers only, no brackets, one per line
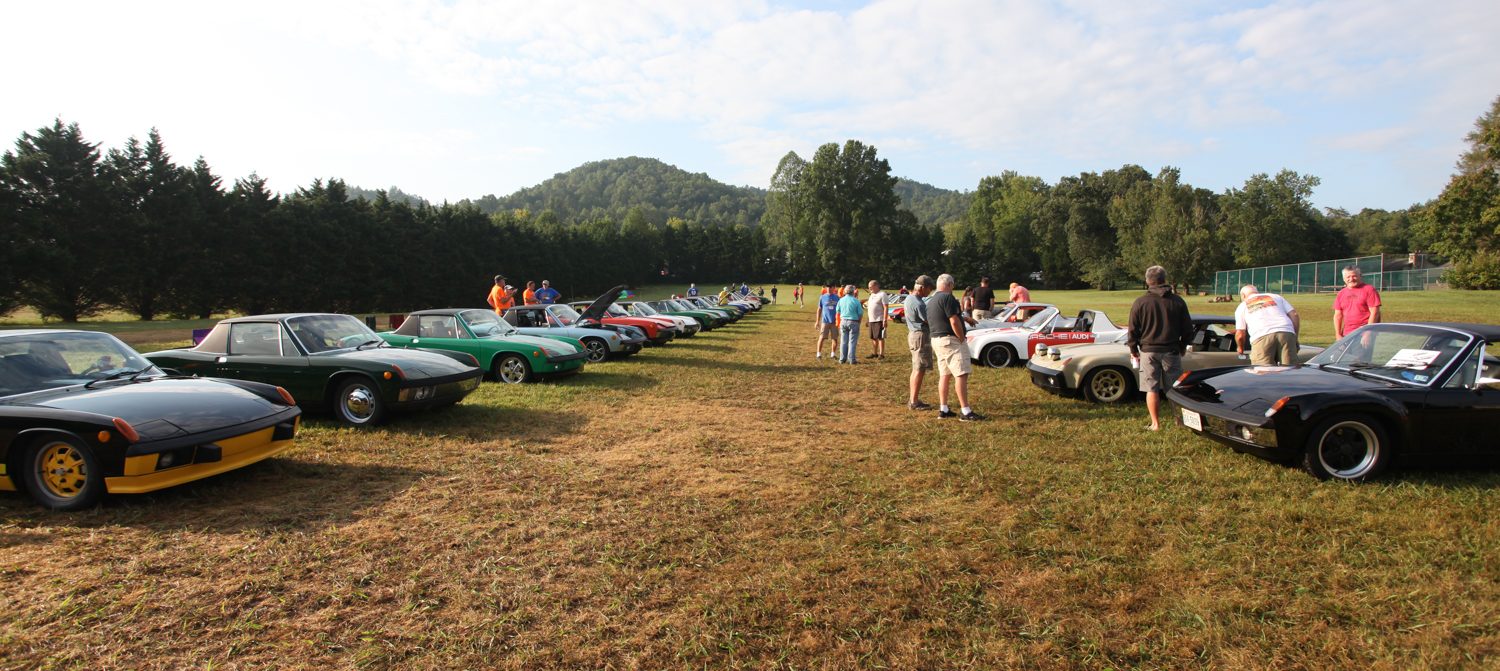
583,338,608,363
335,379,384,426
496,355,530,384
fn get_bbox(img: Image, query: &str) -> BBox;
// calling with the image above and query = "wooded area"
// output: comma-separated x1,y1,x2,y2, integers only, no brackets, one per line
2,96,1495,321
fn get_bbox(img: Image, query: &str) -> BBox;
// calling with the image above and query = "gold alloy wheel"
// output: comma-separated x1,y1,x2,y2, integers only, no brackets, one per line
36,440,88,499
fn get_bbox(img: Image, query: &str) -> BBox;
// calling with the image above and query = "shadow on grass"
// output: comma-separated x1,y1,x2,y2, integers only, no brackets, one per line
647,356,824,374
0,459,430,534
664,341,733,353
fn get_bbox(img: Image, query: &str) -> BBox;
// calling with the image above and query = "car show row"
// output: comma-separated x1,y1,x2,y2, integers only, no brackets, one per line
0,287,766,509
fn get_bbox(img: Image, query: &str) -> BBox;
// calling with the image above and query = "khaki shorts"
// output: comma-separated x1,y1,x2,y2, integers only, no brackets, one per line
1251,331,1298,366
932,335,973,377
818,322,836,337
908,330,933,371
868,320,886,341
1139,351,1182,393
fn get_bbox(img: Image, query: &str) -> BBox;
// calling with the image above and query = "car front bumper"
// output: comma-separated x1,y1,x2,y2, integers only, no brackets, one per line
1168,391,1292,462
1027,360,1079,397
107,416,300,494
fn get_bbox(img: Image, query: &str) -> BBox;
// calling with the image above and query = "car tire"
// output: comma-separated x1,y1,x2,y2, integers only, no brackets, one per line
582,338,609,363
1082,366,1135,404
333,377,387,426
494,354,532,384
1302,413,1391,482
21,434,104,511
981,343,1017,368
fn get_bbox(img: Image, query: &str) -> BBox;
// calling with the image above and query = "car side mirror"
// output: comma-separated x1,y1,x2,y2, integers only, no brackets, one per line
1476,376,1500,391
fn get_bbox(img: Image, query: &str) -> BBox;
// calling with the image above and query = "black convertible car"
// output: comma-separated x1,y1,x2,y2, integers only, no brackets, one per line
1168,322,1500,481
1,330,301,510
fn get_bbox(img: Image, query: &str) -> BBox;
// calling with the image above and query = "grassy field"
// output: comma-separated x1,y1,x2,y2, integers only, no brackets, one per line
2,290,1499,669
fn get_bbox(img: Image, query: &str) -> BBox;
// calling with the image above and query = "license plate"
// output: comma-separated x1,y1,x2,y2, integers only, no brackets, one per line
1181,409,1203,431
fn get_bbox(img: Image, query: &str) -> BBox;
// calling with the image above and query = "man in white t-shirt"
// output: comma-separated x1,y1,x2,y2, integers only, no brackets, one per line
1234,284,1300,365
865,280,889,359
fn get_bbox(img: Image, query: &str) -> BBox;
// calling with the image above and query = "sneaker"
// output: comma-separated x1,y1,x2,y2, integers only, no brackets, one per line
815,353,822,359
865,353,879,359
937,409,957,419
908,401,932,410
959,411,986,422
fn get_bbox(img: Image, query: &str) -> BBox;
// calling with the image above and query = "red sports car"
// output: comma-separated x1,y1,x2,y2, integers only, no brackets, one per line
568,286,680,346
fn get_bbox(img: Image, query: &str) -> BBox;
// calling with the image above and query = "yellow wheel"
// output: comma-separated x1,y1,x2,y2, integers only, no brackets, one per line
22,435,104,510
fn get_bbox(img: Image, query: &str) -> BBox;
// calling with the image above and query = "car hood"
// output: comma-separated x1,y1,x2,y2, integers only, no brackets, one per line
326,348,476,379
6,377,286,437
579,284,628,322
1180,365,1404,414
486,333,578,355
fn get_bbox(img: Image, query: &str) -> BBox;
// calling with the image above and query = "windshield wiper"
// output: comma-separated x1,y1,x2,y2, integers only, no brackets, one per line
84,368,145,389
354,339,384,350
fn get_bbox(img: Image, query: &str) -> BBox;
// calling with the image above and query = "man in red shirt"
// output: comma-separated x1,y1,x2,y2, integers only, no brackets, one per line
1333,266,1381,338
1008,282,1031,303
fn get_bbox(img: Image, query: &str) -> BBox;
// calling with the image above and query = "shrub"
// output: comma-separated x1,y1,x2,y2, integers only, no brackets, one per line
1446,251,1500,289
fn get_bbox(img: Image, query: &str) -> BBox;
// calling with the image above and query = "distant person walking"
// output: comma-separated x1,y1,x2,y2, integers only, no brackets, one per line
794,283,804,306
905,275,936,410
487,275,513,315
927,274,984,421
534,280,559,304
836,284,865,364
770,286,778,304
1333,266,1382,339
814,283,839,360
1127,265,1193,431
1008,281,1031,304
865,280,888,359
1234,284,1300,365
719,286,732,304
970,277,996,321
522,281,538,305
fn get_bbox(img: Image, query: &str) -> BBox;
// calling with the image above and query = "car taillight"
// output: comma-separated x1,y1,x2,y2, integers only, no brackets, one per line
1265,396,1291,418
275,386,297,406
112,417,140,443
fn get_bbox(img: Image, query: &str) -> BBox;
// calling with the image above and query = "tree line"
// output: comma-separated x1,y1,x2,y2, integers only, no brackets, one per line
3,98,1494,321
0,121,764,321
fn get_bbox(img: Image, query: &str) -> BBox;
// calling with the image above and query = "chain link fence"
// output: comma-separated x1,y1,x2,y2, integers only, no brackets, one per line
1212,255,1448,296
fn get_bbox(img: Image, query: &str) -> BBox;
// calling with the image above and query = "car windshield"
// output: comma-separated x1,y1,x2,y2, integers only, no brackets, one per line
548,304,583,326
605,305,630,317
1307,323,1474,386
460,310,518,337
1020,307,1059,331
0,331,159,397
630,302,661,316
287,314,381,354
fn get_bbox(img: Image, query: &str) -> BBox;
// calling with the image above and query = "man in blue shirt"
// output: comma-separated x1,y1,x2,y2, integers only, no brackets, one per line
687,283,699,297
814,282,839,360
905,275,935,409
836,284,865,364
534,280,560,304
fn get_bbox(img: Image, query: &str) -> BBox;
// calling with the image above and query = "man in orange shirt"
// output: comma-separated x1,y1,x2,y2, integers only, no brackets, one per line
522,281,538,305
487,275,514,315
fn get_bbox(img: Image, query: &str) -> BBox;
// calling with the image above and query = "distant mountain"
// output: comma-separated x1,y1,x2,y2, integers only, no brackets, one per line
355,158,973,229
464,157,767,227
895,178,971,228
345,185,430,208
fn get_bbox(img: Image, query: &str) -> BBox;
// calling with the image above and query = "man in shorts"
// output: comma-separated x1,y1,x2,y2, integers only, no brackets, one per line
905,275,936,410
814,282,838,359
1234,284,1300,365
865,280,888,359
925,274,984,421
1127,265,1193,431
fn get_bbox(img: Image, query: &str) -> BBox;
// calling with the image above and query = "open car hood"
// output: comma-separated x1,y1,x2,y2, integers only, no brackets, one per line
579,284,628,323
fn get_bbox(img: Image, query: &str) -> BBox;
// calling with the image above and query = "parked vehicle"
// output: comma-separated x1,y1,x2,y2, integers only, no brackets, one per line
2,330,300,509
965,307,1127,368
145,314,481,426
1168,322,1500,481
504,304,645,362
566,286,679,346
1029,316,1322,403
616,301,701,336
381,309,588,383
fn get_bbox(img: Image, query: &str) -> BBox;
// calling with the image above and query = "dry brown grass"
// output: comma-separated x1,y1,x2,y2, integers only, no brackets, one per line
3,297,1500,670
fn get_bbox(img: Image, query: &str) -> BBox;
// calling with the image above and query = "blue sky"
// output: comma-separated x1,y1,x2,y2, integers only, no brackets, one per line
3,0,1497,212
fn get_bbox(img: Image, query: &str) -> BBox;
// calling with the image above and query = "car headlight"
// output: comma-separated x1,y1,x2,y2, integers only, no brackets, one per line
1047,346,1061,360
